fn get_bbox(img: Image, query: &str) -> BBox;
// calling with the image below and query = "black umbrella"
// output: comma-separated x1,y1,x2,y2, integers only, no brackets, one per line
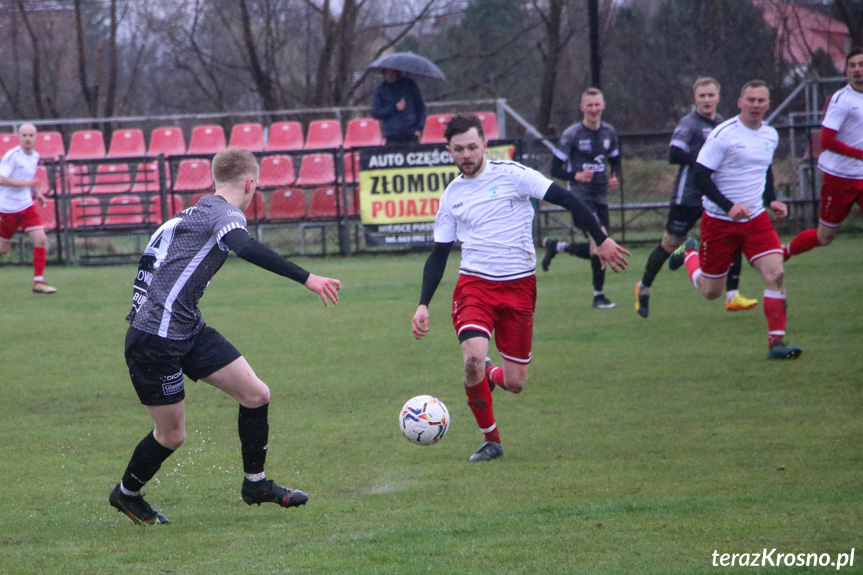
368,52,447,82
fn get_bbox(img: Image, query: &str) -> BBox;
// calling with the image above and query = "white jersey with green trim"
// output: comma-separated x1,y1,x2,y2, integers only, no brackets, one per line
433,160,552,281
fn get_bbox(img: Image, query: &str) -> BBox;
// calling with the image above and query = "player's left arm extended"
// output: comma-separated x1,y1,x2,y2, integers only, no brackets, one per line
543,183,630,272
821,128,863,160
221,228,311,283
222,228,340,306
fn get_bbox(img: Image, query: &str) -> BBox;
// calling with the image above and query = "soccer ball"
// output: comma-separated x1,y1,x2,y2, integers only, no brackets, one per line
399,395,450,446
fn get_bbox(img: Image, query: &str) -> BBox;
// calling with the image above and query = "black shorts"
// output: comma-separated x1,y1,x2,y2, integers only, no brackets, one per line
665,204,703,238
573,194,610,230
124,326,242,406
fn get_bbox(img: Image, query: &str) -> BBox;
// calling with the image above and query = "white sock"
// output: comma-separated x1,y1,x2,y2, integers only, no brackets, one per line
120,481,141,497
725,289,739,303
245,472,266,482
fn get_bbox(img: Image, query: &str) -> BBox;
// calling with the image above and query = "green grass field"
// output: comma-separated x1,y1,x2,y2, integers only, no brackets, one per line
1,236,860,574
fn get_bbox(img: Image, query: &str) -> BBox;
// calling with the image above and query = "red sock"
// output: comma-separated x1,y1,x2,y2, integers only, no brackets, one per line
785,228,820,260
465,379,500,444
684,250,700,283
486,363,506,391
33,246,46,282
763,291,787,347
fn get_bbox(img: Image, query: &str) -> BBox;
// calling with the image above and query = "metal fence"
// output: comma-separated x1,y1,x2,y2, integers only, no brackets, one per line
2,91,859,266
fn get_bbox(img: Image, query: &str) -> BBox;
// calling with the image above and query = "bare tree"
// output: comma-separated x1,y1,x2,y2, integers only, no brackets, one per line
533,0,580,135
834,0,863,47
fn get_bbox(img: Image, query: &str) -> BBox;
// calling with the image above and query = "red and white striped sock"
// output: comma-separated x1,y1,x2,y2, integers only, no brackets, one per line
763,290,787,347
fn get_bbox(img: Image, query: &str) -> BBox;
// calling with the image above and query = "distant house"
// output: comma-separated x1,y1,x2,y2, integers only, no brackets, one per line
755,0,850,73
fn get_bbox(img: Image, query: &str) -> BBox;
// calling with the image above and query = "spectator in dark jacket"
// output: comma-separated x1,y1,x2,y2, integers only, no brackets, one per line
371,69,426,144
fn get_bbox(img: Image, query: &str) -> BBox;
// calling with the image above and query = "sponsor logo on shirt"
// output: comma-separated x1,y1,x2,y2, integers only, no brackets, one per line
488,186,500,198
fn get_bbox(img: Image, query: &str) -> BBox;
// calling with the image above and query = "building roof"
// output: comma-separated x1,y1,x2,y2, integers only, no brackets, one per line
756,0,850,71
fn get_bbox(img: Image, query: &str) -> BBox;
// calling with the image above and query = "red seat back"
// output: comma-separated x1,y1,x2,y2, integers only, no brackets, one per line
305,119,343,150
229,123,265,152
173,159,214,192
307,186,339,219
187,124,226,155
344,118,382,149
419,114,451,144
108,129,146,157
34,132,66,161
258,155,296,188
266,121,304,151
67,130,106,160
268,188,306,220
148,126,186,157
295,153,336,187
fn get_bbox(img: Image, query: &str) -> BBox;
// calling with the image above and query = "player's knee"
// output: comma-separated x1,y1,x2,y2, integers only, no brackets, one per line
242,382,270,408
504,375,525,394
463,355,484,386
156,428,186,450
763,268,784,289
817,228,836,246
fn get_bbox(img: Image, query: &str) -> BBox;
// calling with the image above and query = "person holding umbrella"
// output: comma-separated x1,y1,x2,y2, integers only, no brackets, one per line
371,68,427,145
369,53,445,145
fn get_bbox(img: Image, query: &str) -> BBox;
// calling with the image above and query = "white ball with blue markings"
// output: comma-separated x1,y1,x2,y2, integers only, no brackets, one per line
399,395,450,445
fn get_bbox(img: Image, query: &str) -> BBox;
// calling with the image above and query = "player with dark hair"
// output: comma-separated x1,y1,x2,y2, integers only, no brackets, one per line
109,146,341,525
669,81,801,360
784,48,863,260
634,77,757,318
542,88,621,309
411,113,629,462
0,123,56,294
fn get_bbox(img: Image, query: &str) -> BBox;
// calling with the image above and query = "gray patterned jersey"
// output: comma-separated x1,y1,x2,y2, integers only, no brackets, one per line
126,194,248,340
669,111,723,207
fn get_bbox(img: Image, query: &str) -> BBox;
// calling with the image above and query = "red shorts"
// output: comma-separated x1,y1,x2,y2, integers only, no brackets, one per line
0,204,43,242
451,274,536,364
819,172,863,228
699,211,782,278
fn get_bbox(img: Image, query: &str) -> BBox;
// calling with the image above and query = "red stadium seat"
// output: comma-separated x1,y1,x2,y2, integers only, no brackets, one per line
306,186,339,219
150,194,184,224
34,131,65,161
343,151,360,184
173,159,214,192
188,191,210,208
108,129,146,157
104,195,144,225
64,164,91,195
148,126,186,157
131,162,170,194
35,198,57,231
187,124,226,155
70,197,101,227
266,121,304,151
229,123,265,152
244,191,266,223
67,130,106,160
267,188,306,220
304,119,343,150
258,155,296,188
419,114,450,144
475,111,500,141
295,153,336,187
344,118,382,149
93,164,132,194
0,133,19,157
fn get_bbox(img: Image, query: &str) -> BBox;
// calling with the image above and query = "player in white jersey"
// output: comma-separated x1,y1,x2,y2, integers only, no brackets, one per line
668,81,800,360
0,123,56,293
411,113,629,461
784,48,863,260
